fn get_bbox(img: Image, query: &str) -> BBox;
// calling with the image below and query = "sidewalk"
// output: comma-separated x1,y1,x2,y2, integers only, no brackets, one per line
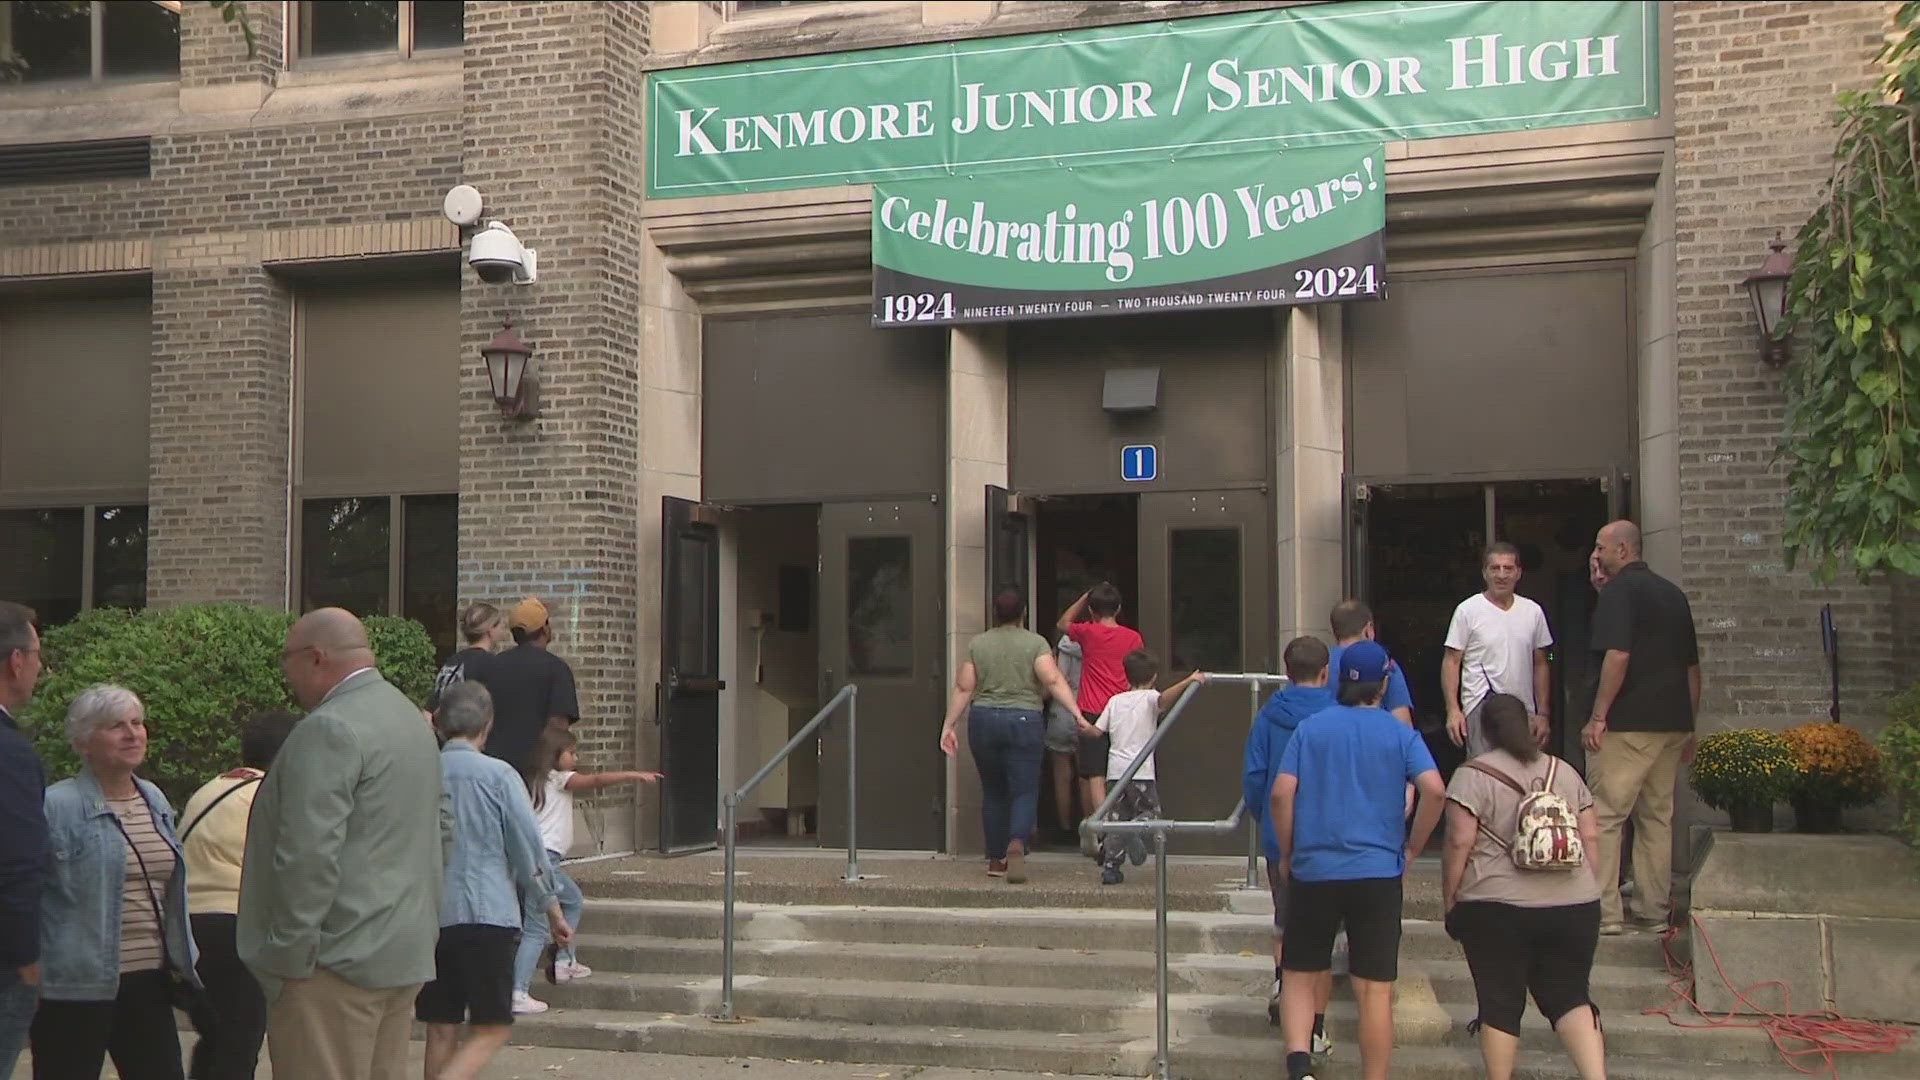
11,1043,1127,1079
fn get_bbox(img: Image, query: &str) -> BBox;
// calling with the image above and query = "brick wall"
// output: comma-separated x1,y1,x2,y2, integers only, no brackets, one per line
180,0,283,90
457,1,652,830
1672,0,1904,733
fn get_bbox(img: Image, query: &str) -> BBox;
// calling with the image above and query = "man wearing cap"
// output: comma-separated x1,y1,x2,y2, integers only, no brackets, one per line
472,598,580,773
1270,640,1446,1080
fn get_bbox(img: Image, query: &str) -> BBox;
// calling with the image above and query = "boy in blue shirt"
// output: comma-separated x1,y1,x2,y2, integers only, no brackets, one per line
1272,640,1445,1080
1242,636,1337,1051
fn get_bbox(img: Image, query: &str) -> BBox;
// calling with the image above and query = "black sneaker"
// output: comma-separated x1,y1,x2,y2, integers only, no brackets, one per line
1101,866,1123,885
1126,832,1148,866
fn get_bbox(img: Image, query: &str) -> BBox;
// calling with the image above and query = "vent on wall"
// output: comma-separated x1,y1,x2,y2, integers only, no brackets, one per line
0,137,151,186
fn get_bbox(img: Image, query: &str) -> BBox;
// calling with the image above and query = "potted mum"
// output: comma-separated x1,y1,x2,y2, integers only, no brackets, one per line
1781,721,1885,833
1689,729,1796,833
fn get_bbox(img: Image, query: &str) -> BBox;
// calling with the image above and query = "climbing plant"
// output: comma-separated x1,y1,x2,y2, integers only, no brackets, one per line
1779,2,1920,582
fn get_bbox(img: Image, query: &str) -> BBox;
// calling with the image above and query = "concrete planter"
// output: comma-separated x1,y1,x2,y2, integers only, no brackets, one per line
1690,833,1920,1022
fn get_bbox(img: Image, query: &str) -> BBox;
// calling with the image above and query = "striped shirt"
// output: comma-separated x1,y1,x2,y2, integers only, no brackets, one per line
108,794,175,974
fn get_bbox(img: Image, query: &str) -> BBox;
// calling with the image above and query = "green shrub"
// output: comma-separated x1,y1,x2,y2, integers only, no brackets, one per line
23,604,439,804
1884,684,1920,848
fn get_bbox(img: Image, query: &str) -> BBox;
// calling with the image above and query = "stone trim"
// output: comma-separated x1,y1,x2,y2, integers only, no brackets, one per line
0,240,152,279
261,218,459,265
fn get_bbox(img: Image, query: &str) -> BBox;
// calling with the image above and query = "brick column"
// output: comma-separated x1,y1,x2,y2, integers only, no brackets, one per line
1672,1,1902,733
147,244,292,607
458,3,651,851
178,1,284,113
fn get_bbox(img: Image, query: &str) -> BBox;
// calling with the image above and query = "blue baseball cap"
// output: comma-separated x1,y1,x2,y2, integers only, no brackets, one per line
1338,639,1391,685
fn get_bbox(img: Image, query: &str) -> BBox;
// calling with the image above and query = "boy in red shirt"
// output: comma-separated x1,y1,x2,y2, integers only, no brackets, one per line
1056,583,1145,813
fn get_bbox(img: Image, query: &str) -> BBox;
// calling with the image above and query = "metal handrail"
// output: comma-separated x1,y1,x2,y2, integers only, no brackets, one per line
1078,671,1288,1080
719,682,859,1021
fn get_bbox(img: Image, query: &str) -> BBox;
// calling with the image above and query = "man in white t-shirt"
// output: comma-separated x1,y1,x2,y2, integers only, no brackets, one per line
1443,542,1554,756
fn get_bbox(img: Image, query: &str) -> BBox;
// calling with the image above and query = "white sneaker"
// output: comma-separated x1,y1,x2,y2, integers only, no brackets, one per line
511,991,549,1015
556,959,593,982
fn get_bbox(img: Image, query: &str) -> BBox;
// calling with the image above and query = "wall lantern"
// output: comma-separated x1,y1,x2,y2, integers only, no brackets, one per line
482,319,539,421
1741,232,1794,367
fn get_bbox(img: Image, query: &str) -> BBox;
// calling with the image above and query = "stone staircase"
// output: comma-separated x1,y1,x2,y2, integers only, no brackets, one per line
513,856,1917,1079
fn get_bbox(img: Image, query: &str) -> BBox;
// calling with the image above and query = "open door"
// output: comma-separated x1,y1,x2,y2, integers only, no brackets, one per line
986,485,1030,624
1136,489,1272,853
1344,476,1371,602
818,498,945,850
658,496,725,854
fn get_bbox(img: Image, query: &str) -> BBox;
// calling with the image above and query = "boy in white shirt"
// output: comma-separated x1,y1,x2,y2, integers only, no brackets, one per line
1080,649,1205,884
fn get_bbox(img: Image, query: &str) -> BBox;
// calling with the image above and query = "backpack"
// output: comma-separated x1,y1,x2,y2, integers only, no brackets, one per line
1461,757,1585,871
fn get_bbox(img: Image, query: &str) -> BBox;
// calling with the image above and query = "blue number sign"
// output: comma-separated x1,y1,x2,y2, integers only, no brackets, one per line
1121,445,1158,483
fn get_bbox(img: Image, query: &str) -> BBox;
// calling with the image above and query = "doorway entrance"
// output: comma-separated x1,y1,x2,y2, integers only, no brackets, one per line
674,498,947,855
1007,487,1271,852
1347,476,1622,775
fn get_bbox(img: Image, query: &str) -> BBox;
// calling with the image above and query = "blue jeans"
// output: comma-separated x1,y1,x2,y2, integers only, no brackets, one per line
967,706,1044,861
0,968,34,1079
515,852,585,993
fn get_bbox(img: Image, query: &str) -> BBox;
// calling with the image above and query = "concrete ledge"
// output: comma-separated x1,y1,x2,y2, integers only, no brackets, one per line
1692,832,1920,1021
1692,833,1918,919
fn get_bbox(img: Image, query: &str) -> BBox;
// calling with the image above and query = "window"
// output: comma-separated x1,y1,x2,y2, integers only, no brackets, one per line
0,293,151,625
298,0,462,60
1168,527,1241,672
0,504,148,626
0,1,180,84
301,494,458,655
846,536,912,676
295,279,460,652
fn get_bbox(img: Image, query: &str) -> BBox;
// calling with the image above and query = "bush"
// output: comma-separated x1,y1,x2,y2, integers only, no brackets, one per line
1689,729,1798,812
23,604,439,804
1782,721,1885,811
1883,686,1920,848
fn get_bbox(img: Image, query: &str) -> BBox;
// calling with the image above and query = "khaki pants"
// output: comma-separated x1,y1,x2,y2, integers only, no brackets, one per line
1590,730,1691,925
266,967,420,1080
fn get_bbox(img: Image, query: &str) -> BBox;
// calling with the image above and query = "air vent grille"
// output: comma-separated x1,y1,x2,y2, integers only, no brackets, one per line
0,137,151,186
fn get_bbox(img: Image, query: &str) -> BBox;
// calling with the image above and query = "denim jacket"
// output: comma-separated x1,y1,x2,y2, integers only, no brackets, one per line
439,739,554,929
41,770,199,1001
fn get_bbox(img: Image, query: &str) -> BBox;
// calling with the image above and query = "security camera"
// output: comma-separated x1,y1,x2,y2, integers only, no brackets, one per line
467,221,537,285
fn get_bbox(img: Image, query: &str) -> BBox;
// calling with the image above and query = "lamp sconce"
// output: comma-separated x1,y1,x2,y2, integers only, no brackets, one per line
482,318,540,422
1741,232,1794,367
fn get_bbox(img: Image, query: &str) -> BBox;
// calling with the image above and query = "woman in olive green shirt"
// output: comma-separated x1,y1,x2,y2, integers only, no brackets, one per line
939,588,1087,883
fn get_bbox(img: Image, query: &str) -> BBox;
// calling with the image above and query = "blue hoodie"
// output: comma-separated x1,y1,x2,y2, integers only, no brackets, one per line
1242,682,1337,862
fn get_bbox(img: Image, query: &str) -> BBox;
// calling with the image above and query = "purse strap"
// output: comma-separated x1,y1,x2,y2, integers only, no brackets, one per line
106,796,175,969
180,774,261,844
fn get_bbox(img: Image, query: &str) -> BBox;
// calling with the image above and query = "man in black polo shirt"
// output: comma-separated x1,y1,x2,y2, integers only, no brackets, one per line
473,597,580,773
1582,520,1700,935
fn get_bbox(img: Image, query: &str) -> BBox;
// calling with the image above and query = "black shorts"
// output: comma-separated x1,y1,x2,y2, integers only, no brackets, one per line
1075,731,1111,779
1447,899,1600,1036
1281,876,1403,982
415,924,519,1026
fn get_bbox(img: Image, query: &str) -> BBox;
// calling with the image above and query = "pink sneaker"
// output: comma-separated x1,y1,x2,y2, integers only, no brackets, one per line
511,991,549,1015
556,960,593,983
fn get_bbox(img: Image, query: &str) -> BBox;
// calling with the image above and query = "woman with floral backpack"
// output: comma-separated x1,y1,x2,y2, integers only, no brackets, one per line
1441,693,1609,1080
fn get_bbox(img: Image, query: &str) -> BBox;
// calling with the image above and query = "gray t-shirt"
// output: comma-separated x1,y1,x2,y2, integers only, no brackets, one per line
968,626,1050,711
1446,750,1600,908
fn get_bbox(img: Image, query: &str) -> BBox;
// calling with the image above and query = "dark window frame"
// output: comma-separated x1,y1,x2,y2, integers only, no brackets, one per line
295,0,463,62
294,491,459,654
0,500,149,624
0,0,182,86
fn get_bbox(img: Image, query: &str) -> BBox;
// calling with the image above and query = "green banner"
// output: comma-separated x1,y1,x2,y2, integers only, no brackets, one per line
649,0,1657,198
872,145,1385,326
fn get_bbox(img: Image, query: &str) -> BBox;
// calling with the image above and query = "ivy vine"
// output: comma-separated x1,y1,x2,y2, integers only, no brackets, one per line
1780,2,1920,582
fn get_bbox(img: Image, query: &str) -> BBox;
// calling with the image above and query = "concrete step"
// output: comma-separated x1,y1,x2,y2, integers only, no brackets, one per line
509,1007,1891,1080
566,932,1670,1011
524,971,1875,1070
573,850,1459,915
579,898,1671,966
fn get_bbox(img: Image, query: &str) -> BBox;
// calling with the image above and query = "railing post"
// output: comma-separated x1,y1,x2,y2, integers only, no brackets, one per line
844,685,860,883
1154,825,1171,1080
1245,679,1263,890
721,792,738,1021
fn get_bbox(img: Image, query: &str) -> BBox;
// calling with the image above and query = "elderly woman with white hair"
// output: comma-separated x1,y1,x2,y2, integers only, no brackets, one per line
30,683,199,1080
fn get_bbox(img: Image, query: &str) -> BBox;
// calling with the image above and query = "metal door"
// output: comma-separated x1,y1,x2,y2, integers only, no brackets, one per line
658,496,725,854
986,485,1031,624
817,499,945,850
1136,489,1272,853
